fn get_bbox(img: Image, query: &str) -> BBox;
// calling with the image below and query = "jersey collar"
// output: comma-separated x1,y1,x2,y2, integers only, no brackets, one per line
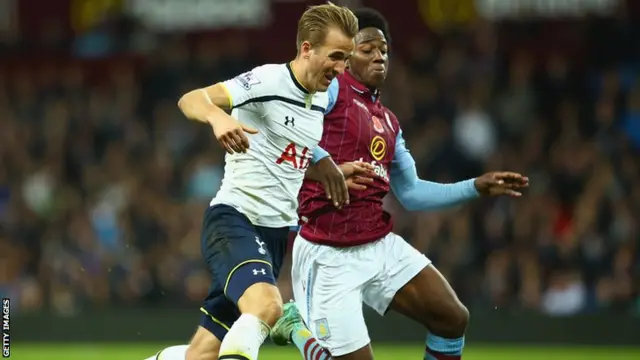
286,62,311,94
343,70,380,103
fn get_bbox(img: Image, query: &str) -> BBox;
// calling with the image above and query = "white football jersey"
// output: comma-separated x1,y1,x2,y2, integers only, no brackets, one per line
210,63,329,227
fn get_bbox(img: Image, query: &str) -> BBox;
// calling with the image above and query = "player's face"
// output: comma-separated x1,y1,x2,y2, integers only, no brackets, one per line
349,28,389,90
304,27,354,92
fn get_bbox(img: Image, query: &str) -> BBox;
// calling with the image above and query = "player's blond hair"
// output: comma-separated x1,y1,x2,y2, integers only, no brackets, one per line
296,2,358,52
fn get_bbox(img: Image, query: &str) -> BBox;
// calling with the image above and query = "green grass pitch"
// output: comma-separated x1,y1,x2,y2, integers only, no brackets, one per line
13,343,640,360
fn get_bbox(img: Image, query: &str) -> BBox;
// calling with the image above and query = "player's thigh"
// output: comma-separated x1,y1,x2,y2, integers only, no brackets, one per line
199,205,284,329
362,232,431,316
185,326,221,360
390,264,469,336
370,235,469,337
235,224,289,324
291,234,373,358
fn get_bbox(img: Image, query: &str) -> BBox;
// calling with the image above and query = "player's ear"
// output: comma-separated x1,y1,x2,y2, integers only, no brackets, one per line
300,41,312,59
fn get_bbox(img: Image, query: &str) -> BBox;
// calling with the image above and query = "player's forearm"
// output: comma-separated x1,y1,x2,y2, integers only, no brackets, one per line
390,166,479,211
304,147,333,181
177,88,229,125
305,157,331,182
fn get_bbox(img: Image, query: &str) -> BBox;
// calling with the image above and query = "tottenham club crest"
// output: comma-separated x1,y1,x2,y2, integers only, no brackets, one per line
255,237,267,255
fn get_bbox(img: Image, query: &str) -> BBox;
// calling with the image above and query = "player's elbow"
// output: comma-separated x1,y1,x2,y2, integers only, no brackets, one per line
399,199,421,212
177,92,192,116
177,90,200,113
177,90,209,121
394,189,419,212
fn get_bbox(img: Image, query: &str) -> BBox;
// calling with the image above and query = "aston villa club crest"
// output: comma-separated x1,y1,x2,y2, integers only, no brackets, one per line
371,116,385,133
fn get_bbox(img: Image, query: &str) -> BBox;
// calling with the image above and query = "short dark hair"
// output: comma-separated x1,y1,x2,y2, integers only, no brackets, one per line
353,8,391,44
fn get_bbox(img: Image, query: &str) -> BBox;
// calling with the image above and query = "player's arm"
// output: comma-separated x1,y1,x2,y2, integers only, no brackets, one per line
305,148,375,208
303,79,374,206
302,78,349,207
389,131,479,212
177,72,260,154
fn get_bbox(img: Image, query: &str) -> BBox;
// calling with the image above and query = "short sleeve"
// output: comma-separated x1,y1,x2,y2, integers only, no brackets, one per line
324,78,339,114
220,65,274,109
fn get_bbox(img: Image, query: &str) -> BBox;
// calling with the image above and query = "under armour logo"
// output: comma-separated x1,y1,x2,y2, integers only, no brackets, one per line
284,116,295,127
253,268,267,276
255,237,266,255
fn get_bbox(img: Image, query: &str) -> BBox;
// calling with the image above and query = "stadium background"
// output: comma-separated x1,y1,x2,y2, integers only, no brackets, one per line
1,0,639,358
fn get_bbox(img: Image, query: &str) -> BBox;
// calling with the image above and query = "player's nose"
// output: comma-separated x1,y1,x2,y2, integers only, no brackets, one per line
372,49,385,62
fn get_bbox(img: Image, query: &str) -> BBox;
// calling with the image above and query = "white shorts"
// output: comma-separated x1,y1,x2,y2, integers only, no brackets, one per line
291,232,431,356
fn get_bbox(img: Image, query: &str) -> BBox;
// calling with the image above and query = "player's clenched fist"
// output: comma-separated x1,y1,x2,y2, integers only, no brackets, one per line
474,171,529,197
208,114,258,154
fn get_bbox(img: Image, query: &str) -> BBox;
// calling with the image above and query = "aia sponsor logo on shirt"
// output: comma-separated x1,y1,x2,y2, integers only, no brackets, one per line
371,115,385,133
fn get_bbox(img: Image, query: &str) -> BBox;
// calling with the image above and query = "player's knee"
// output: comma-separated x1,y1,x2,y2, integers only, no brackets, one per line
259,298,284,326
238,282,283,327
450,302,469,335
434,302,469,338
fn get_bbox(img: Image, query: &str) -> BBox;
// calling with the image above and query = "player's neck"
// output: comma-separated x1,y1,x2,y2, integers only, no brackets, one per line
290,59,315,93
347,69,379,95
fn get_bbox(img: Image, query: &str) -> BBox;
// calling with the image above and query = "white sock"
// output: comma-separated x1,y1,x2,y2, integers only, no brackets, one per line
144,344,188,360
219,314,270,360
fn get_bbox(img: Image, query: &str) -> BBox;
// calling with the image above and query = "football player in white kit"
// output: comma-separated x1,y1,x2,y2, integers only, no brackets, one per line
144,4,365,360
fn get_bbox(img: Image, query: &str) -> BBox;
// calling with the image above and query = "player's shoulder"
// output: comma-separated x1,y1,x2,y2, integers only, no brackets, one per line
334,73,349,90
234,63,287,88
247,63,288,79
380,103,401,134
251,63,287,73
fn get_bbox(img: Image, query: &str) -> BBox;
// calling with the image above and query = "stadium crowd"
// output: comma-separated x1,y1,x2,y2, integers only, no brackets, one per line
0,14,638,317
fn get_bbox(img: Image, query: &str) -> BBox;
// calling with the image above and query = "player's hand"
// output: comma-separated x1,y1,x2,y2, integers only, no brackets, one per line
209,115,258,154
474,172,529,197
314,157,350,208
339,161,376,191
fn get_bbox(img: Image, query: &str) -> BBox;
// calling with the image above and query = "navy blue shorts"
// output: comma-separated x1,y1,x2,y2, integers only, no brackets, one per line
199,204,289,340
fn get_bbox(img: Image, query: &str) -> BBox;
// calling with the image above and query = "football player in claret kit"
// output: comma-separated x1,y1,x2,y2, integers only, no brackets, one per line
270,8,529,360
144,4,373,360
